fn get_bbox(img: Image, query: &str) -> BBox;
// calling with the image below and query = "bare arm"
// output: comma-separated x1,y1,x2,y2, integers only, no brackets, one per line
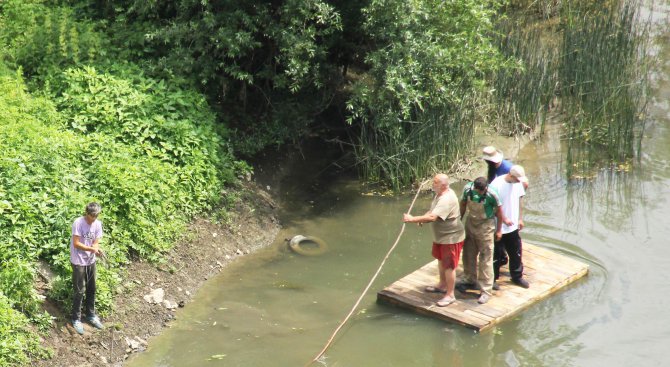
403,212,439,224
494,206,504,241
459,200,466,220
73,235,100,255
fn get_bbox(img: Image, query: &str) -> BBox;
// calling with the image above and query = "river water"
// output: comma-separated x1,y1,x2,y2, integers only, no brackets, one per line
128,5,670,367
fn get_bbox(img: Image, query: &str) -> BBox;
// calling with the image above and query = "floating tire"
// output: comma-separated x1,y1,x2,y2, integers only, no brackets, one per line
288,235,328,256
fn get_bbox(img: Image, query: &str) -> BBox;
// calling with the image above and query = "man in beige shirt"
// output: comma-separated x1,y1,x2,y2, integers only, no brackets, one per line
403,174,466,306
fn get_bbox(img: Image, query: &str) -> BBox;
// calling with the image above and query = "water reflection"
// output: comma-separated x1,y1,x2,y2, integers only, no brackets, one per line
128,6,669,366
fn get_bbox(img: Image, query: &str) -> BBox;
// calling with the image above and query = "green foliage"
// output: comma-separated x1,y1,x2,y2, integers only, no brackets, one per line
559,1,649,176
505,0,563,19
347,0,507,189
490,19,558,135
491,0,651,177
0,258,37,313
0,35,234,365
0,293,51,367
103,0,343,155
0,61,233,315
0,0,107,83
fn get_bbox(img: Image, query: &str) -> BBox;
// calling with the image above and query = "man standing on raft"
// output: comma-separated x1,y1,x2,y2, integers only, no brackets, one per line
457,177,510,304
490,165,530,289
403,174,465,307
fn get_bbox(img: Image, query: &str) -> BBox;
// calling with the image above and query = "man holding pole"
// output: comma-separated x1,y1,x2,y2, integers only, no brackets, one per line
403,174,465,307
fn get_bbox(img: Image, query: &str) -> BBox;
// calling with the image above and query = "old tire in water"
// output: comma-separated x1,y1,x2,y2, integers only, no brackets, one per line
288,235,328,256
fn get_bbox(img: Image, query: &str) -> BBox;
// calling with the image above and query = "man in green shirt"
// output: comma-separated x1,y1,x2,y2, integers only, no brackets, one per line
457,177,510,304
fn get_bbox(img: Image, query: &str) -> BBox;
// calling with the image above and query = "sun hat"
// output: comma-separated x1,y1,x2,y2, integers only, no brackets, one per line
482,146,503,164
509,165,528,184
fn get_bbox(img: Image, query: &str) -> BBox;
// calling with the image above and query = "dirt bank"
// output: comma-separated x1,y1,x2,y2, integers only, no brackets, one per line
33,132,532,366
35,182,280,367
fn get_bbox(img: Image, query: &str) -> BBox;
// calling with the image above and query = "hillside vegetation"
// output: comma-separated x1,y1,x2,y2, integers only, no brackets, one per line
0,0,652,364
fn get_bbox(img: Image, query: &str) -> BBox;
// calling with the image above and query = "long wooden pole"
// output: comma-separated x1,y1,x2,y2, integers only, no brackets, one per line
305,179,430,366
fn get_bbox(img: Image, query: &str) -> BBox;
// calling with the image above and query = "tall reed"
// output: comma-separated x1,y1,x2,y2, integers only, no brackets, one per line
559,0,650,177
506,0,563,19
490,19,559,136
354,99,476,191
491,0,651,179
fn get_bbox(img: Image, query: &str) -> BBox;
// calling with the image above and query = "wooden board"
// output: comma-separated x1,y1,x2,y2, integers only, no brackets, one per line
377,242,588,332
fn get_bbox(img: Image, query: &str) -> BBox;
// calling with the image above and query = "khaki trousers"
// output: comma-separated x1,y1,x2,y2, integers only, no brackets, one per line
461,218,495,294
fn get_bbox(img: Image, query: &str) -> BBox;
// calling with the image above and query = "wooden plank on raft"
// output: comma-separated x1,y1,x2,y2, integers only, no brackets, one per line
377,242,589,332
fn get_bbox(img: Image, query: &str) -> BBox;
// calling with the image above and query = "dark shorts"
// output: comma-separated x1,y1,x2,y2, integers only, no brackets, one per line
432,241,464,269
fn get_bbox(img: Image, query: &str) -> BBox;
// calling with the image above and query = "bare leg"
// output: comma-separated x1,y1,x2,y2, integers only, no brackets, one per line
437,260,447,289
437,260,457,306
444,265,456,299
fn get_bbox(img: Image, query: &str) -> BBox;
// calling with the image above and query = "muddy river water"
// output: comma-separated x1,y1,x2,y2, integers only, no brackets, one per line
128,5,670,367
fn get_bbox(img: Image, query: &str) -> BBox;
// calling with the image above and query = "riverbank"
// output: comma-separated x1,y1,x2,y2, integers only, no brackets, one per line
33,132,533,367
35,181,280,367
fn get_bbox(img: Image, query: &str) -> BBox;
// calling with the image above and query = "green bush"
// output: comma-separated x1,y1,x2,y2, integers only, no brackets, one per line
347,0,507,189
52,65,232,259
0,293,51,367
0,0,106,83
0,39,235,366
0,64,233,304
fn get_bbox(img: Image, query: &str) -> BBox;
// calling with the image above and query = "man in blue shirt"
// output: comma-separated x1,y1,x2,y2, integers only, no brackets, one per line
482,146,528,189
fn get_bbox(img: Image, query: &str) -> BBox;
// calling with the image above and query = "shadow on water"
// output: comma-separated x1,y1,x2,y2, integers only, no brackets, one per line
127,4,670,366
250,137,361,226
127,125,614,367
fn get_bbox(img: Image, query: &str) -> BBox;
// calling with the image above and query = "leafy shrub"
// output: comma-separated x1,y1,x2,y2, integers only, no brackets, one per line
52,66,231,258
0,0,106,83
347,0,507,189
0,292,51,367
95,0,343,155
0,55,235,364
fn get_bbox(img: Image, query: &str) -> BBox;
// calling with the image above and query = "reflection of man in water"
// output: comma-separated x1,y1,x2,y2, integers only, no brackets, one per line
403,174,465,307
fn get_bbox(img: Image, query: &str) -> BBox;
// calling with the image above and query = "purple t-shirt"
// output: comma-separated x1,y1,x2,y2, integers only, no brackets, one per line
70,216,103,266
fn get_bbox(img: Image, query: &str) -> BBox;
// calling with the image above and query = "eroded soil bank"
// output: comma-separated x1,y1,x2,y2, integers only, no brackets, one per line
35,182,280,367
35,131,532,366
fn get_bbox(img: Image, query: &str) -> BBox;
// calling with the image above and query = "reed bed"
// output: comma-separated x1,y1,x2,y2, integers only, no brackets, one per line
506,0,564,19
492,0,651,178
559,0,650,177
490,20,558,136
355,0,652,189
355,101,476,191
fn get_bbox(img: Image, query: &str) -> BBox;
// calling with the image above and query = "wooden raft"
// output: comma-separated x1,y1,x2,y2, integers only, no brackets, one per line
377,243,588,332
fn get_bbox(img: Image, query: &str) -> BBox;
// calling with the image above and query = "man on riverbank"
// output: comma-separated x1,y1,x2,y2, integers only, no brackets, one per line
490,166,529,289
403,174,465,307
457,177,510,304
70,202,105,335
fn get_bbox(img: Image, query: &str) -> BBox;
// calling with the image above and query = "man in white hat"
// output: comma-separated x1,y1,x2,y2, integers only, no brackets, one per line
490,165,530,289
482,146,528,189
